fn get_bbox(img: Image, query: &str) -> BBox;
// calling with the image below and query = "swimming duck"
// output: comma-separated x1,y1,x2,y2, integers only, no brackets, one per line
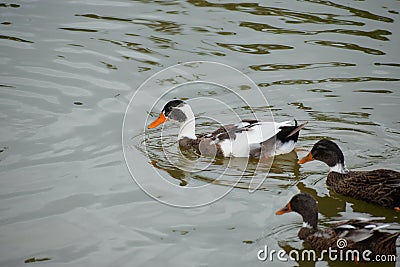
276,193,400,258
148,100,306,158
298,139,400,210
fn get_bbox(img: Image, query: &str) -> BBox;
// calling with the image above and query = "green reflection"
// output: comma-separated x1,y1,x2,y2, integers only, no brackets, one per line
217,43,292,54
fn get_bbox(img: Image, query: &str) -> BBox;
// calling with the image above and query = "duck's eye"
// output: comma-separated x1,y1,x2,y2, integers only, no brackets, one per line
312,150,321,158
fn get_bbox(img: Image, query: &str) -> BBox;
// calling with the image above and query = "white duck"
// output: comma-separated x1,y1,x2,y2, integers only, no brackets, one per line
148,100,306,158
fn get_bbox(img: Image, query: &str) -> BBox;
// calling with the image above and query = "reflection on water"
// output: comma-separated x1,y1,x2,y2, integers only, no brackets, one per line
258,76,400,87
217,43,293,54
1,0,399,266
250,62,356,71
306,39,385,55
137,125,302,191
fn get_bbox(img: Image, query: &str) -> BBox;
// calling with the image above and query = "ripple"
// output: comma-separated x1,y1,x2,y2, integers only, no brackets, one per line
305,110,379,127
258,76,400,87
16,66,128,92
241,21,391,41
76,13,132,23
0,35,33,43
190,1,364,25
374,62,400,67
305,0,394,23
0,3,20,8
328,126,375,135
148,35,177,50
240,21,311,35
98,38,164,66
1,75,91,96
54,46,122,62
59,27,98,33
322,29,391,41
60,20,125,31
353,89,393,94
305,40,385,55
308,88,332,93
54,58,109,73
250,62,355,71
217,43,293,54
131,18,183,35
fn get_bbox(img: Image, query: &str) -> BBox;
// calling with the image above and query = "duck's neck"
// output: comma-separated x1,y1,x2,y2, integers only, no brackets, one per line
297,206,319,240
173,103,196,140
329,162,349,174
301,213,318,231
178,118,196,140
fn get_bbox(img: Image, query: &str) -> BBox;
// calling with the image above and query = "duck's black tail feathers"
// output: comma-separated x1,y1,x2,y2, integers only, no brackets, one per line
257,120,307,158
277,120,308,143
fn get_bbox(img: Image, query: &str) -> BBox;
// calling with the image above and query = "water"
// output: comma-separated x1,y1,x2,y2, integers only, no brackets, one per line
1,0,399,266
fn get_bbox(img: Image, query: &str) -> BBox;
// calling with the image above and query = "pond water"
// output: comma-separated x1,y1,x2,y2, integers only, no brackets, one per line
0,0,399,266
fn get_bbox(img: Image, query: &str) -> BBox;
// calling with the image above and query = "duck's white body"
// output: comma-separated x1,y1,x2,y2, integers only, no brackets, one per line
217,121,295,157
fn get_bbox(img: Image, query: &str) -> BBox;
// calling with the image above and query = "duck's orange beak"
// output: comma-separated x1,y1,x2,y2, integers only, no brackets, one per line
276,202,292,215
148,113,167,129
298,151,314,164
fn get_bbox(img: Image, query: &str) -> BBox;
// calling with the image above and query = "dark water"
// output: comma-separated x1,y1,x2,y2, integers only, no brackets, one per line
0,0,399,266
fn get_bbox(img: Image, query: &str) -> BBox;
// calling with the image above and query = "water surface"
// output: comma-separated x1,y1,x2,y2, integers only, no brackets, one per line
0,0,399,266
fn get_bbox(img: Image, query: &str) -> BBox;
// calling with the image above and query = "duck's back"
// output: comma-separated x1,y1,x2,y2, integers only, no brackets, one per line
304,220,399,258
326,169,400,209
213,120,292,157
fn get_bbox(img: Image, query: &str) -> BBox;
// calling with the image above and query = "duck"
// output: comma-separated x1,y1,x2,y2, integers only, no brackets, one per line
147,99,306,158
276,193,400,259
297,139,400,210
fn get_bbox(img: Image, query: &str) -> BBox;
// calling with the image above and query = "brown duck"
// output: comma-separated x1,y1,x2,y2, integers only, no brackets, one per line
298,139,400,211
276,193,400,259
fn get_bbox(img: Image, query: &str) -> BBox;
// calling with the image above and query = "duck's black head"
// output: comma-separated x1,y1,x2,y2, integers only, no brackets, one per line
276,193,318,230
161,100,185,117
298,139,345,168
148,100,187,129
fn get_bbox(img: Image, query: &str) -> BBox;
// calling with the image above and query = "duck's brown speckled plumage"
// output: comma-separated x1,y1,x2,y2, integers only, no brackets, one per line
277,193,400,260
299,139,400,210
303,220,400,257
179,135,224,157
327,169,400,209
178,121,255,157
